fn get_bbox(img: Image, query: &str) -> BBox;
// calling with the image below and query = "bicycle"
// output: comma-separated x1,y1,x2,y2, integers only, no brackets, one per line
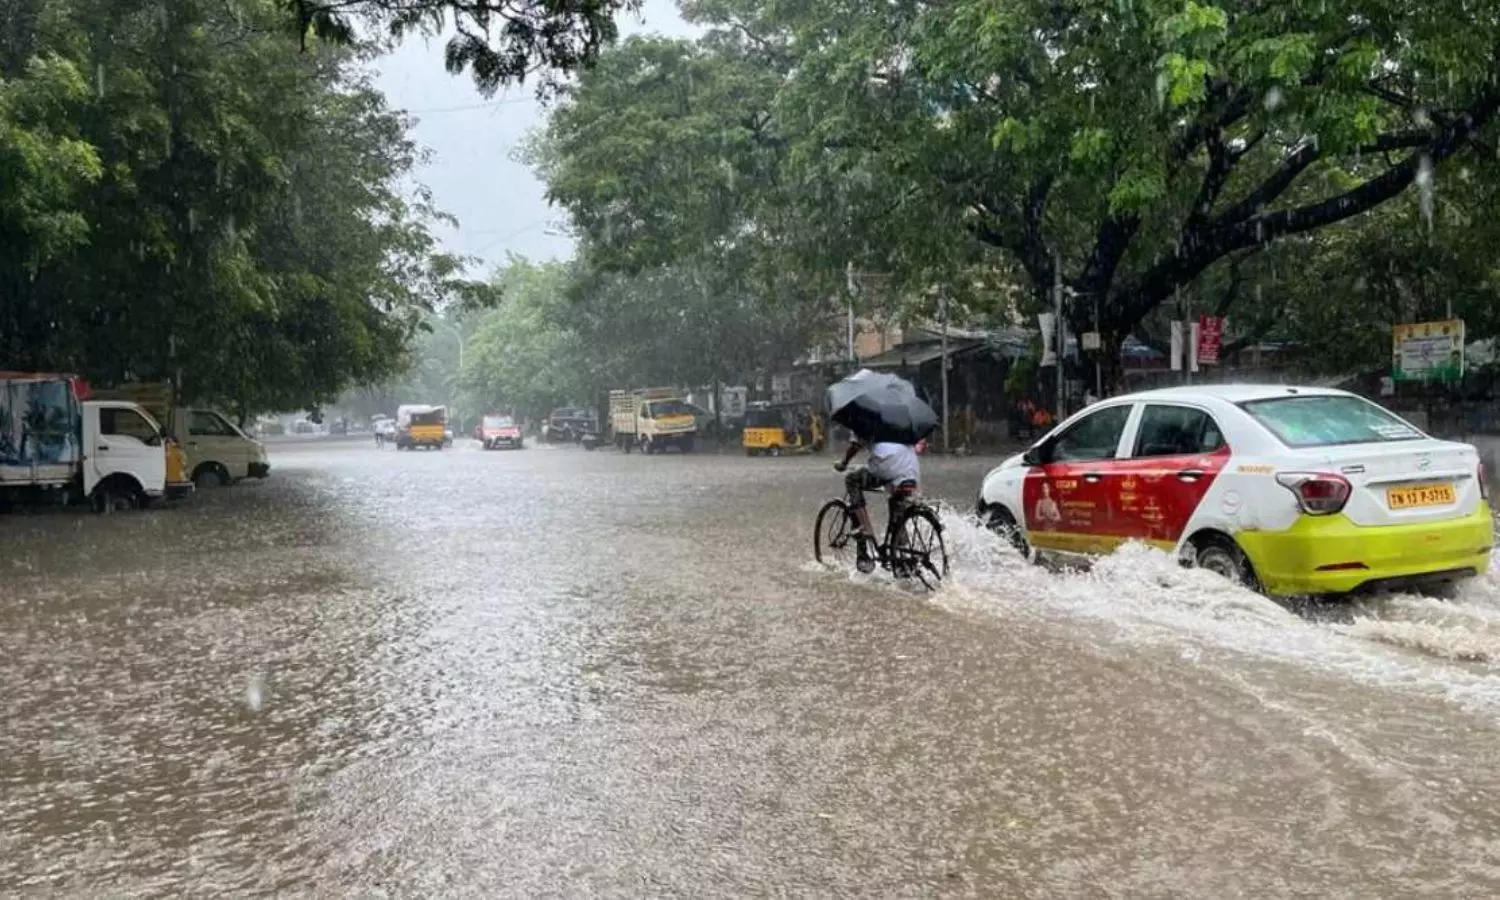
813,485,949,590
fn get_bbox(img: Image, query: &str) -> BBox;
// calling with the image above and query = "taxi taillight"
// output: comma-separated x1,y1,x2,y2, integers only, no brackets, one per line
1275,472,1351,516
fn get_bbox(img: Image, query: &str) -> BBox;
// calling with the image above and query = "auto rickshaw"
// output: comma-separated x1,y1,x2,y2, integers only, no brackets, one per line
742,401,825,456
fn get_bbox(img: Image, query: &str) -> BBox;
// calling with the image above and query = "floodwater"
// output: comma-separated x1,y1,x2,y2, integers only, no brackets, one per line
5,439,1500,896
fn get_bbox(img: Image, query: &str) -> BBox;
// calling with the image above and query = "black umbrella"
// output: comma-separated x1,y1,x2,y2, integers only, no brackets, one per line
826,369,938,445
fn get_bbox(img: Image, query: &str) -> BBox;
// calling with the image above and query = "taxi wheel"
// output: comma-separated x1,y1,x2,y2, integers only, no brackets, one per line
986,507,1030,558
1194,537,1257,589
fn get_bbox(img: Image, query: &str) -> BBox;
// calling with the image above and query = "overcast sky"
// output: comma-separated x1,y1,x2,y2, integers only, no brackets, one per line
371,1,699,277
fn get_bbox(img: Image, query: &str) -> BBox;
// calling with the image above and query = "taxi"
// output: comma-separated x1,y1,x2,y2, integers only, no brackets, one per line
977,385,1494,597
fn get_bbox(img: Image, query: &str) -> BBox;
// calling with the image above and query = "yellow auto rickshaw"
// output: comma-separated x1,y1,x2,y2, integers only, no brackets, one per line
742,402,825,456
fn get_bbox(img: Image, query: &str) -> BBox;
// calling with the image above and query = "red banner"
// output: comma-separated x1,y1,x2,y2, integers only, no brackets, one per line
1197,316,1224,365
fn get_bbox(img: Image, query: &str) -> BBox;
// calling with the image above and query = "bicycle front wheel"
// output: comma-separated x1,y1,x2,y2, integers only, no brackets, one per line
814,499,859,570
891,505,948,590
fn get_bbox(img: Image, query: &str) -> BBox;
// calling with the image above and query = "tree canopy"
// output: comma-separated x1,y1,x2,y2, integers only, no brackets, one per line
529,0,1500,385
0,0,471,413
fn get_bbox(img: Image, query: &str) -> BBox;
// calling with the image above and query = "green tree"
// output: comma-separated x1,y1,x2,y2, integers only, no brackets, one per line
456,256,595,420
546,0,1500,387
284,0,638,93
0,0,470,415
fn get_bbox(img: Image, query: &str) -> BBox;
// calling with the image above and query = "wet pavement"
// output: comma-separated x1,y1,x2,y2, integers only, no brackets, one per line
5,440,1500,896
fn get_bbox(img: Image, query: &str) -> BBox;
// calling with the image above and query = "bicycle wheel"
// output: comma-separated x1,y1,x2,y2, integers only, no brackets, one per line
890,505,948,590
814,499,859,570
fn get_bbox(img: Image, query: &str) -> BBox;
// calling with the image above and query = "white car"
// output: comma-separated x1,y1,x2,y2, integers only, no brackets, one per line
977,385,1493,596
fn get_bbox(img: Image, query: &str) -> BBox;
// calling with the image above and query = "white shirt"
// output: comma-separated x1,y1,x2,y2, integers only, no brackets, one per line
867,441,920,485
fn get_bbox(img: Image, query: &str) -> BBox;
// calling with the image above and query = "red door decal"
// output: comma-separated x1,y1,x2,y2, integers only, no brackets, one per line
1108,447,1230,548
1023,460,1119,554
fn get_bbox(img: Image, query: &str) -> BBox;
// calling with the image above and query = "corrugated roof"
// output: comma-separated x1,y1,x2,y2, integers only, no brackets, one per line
862,338,985,369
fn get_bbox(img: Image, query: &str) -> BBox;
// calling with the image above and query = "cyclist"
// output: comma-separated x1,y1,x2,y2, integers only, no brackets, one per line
833,434,922,573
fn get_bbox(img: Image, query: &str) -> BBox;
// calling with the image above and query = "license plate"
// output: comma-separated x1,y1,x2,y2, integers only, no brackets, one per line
1387,483,1457,509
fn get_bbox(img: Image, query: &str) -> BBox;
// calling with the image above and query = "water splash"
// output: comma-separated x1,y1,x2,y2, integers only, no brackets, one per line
917,509,1500,718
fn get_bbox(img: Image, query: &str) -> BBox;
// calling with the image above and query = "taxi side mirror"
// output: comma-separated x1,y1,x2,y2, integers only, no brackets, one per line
1022,445,1048,467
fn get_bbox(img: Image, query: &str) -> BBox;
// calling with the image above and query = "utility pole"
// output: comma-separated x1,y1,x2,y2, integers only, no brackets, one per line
845,261,857,362
1054,253,1065,420
940,289,950,453
1178,285,1191,386
1093,294,1102,398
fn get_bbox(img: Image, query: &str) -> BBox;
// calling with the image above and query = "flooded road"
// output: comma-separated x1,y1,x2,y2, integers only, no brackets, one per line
5,439,1500,896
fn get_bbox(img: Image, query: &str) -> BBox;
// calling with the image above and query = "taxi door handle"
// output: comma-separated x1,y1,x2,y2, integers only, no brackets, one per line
1177,468,1205,482
1082,472,1103,484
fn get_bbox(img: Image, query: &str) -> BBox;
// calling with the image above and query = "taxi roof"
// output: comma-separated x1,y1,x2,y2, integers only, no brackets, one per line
1121,384,1352,404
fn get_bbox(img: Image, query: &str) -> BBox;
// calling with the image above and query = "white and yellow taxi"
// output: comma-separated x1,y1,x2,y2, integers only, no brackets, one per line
977,385,1493,596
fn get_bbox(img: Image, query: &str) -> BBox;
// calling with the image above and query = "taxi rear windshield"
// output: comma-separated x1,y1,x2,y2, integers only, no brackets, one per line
1240,395,1424,448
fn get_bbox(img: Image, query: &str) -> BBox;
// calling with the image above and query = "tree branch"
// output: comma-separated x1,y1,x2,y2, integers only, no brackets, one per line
1185,126,1240,230
1111,92,1500,333
1213,130,1435,228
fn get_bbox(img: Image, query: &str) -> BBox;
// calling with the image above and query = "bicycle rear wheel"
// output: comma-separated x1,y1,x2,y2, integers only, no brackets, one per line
814,499,859,570
891,505,948,590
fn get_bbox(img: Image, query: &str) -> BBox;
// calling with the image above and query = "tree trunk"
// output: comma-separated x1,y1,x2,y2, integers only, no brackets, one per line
1099,331,1127,397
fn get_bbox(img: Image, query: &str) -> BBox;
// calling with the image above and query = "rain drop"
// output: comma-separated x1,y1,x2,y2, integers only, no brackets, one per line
1263,85,1284,111
245,672,266,712
1416,154,1435,231
95,62,105,98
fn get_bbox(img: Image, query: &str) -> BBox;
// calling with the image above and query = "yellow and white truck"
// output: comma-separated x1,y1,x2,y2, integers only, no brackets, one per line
609,388,697,454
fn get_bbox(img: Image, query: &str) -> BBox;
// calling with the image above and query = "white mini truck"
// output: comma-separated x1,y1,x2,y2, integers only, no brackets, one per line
0,373,168,512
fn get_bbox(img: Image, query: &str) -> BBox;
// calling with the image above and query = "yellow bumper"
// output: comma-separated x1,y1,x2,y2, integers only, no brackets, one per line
1237,507,1495,596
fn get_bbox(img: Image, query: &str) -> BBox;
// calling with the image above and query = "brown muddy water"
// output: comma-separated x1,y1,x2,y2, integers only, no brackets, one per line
4,439,1500,896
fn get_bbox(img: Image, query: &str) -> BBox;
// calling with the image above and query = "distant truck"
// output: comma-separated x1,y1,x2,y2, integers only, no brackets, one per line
395,404,447,450
0,372,169,512
91,382,270,488
609,387,697,454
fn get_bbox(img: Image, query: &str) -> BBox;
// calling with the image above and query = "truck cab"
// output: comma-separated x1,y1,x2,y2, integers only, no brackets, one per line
84,401,170,510
637,397,698,453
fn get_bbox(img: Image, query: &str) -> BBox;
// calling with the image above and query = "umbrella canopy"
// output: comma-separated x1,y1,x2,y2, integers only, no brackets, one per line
826,369,938,445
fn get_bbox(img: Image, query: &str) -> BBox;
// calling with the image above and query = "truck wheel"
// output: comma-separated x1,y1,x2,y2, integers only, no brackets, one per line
193,463,231,488
93,485,137,514
768,445,782,457
681,437,695,454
